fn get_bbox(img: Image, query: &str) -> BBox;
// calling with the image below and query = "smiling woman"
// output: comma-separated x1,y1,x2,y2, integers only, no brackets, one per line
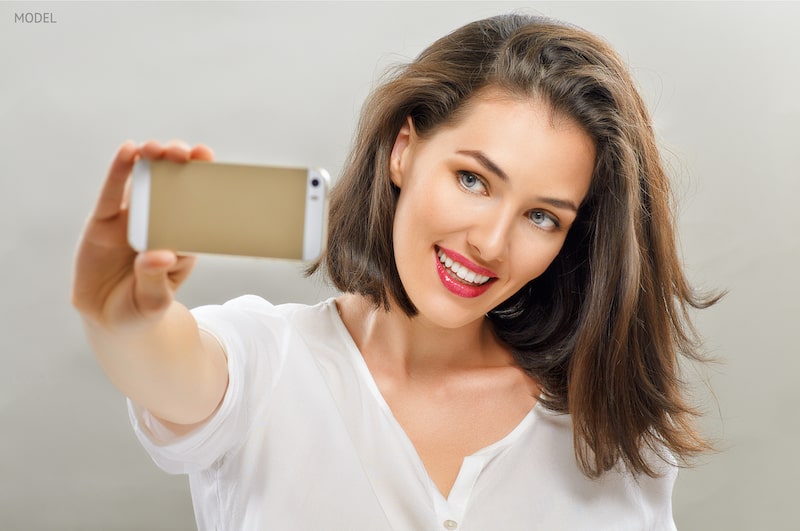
73,12,718,531
317,12,718,480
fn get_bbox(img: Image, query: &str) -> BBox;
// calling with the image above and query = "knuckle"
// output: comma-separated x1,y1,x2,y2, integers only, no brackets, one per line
136,291,170,315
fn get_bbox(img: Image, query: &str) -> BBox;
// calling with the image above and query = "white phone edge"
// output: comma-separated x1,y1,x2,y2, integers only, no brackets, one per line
128,159,151,252
303,168,330,261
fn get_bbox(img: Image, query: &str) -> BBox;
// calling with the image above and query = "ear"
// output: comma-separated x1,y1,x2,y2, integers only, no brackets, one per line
389,116,417,188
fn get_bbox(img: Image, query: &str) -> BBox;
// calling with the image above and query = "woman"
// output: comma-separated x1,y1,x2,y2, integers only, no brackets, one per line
72,14,715,530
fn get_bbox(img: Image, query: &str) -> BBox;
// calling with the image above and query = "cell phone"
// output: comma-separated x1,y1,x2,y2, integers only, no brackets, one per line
127,159,330,261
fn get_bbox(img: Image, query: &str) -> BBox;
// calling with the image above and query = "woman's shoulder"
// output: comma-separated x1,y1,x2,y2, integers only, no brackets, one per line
187,295,339,356
192,295,336,325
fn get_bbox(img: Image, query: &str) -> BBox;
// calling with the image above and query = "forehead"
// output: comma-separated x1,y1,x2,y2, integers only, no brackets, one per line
412,88,596,203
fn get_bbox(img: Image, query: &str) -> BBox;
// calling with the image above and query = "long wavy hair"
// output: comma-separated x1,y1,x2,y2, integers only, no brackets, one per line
309,13,719,478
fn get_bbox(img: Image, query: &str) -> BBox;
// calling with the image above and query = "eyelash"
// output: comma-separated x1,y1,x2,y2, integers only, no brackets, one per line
457,170,486,194
456,170,561,231
528,210,560,230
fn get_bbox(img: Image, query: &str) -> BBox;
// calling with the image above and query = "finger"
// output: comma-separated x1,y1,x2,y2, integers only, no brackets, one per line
163,140,193,163
133,250,178,315
139,140,166,160
190,144,214,161
168,254,198,286
141,139,191,162
140,140,207,162
92,141,139,221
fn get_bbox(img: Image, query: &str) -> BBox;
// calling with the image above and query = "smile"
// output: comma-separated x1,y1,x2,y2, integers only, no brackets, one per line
437,249,492,285
434,247,496,298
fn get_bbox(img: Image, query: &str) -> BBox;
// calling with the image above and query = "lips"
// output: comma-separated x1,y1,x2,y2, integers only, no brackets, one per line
434,246,497,298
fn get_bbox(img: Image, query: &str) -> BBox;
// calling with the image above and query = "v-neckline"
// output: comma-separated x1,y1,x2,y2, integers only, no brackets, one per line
327,298,540,504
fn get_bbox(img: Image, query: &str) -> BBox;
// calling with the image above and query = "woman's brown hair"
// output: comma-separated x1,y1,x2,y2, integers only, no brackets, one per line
309,13,719,478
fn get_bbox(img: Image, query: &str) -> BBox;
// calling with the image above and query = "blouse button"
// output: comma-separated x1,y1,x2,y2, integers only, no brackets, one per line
443,520,458,530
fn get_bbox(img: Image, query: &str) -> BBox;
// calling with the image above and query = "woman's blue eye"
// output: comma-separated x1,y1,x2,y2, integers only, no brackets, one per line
458,171,485,192
529,210,559,230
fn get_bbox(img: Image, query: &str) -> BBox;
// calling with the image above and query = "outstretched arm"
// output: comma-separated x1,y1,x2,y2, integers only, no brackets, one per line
72,140,228,427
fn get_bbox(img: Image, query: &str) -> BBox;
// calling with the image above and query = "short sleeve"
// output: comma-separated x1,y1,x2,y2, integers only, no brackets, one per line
642,464,679,530
628,449,679,531
128,295,291,475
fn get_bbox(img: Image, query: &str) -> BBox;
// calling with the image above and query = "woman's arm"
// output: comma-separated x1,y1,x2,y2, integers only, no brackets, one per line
72,140,228,426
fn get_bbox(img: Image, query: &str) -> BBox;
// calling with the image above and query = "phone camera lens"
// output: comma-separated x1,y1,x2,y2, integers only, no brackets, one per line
311,178,320,187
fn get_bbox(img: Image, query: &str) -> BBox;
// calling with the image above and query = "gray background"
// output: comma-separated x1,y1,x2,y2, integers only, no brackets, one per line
1,1,797,529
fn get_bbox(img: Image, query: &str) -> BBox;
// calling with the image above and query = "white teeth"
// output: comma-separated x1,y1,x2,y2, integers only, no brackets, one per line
437,250,491,286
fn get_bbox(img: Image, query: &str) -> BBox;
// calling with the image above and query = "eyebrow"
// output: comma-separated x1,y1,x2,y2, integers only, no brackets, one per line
456,149,580,212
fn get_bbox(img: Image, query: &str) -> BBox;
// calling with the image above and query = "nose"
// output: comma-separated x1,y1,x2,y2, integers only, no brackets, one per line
467,207,515,263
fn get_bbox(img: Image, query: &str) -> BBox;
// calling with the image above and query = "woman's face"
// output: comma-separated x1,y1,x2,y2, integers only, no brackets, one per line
389,90,595,329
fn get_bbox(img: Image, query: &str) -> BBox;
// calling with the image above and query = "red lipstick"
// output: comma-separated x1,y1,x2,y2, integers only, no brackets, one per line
434,247,496,298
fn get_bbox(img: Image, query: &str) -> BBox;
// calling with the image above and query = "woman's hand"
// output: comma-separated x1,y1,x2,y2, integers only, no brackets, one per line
72,140,214,331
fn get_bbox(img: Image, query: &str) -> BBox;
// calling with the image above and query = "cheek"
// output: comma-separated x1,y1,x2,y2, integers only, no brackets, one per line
514,239,567,283
394,181,452,237
391,193,428,267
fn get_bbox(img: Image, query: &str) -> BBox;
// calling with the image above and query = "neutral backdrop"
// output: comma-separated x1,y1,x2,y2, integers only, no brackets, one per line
1,2,797,530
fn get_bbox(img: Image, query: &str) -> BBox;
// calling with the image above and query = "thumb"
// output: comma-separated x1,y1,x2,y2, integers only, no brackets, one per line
133,250,178,316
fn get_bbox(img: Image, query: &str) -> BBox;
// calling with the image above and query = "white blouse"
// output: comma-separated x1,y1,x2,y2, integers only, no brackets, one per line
129,295,678,531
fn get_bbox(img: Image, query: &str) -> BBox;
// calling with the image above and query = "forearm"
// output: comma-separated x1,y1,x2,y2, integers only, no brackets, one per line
83,300,228,425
